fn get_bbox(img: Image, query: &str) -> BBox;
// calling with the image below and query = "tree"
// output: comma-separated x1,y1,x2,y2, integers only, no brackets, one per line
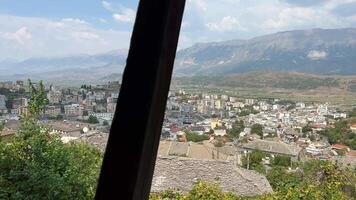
186,132,209,142
27,79,48,118
241,150,266,173
103,120,109,126
83,110,89,116
302,126,312,133
251,124,263,138
0,124,102,199
0,122,3,131
56,114,63,120
0,84,102,199
272,155,291,167
88,115,99,124
227,120,244,138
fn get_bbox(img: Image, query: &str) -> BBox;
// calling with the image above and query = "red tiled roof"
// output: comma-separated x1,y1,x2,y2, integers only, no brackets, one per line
346,150,356,158
170,127,181,133
331,144,350,150
0,130,16,137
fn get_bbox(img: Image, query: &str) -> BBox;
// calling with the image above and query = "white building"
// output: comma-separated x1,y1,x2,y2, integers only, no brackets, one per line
64,104,83,117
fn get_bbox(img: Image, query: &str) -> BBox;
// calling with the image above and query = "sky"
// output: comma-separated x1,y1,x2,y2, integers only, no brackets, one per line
1,0,356,61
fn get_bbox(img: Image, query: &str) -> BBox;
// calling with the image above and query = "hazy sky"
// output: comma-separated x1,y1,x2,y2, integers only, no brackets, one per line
1,0,356,60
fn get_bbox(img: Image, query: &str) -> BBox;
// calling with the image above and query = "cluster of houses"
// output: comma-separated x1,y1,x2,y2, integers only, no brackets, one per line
1,83,356,196
161,89,356,164
0,81,120,124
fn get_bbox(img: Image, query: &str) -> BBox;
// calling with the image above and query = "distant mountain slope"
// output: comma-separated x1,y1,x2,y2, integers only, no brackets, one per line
174,28,356,75
2,28,356,81
0,49,127,81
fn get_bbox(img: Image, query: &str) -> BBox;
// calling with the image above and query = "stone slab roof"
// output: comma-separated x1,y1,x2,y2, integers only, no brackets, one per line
152,156,273,196
242,139,301,157
158,141,233,160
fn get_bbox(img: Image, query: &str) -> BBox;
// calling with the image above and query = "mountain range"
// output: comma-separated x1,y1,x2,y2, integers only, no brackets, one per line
1,28,356,81
174,28,356,76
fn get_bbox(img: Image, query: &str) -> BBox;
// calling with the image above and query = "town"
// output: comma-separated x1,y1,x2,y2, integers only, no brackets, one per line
1,80,356,196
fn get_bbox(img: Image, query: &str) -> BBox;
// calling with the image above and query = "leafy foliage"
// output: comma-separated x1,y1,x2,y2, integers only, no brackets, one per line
272,155,291,167
251,124,263,138
227,120,244,138
241,150,266,174
88,115,99,124
0,82,102,199
319,120,356,149
27,79,48,118
186,132,209,142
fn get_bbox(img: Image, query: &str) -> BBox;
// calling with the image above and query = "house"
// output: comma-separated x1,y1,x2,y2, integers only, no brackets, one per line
0,130,16,138
350,124,356,133
64,104,83,117
214,129,226,136
242,139,302,161
151,156,273,196
48,120,95,137
45,105,61,116
331,144,350,152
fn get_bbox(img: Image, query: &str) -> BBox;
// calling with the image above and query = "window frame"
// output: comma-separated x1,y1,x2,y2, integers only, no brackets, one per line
95,0,186,199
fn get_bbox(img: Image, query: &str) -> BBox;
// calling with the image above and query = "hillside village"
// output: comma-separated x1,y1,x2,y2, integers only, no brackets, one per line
1,80,356,196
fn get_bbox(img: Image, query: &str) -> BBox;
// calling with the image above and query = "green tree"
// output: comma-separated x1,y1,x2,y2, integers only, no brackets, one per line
272,155,291,167
0,122,3,131
251,124,263,138
102,120,109,126
302,126,312,133
186,181,238,200
227,120,244,138
186,132,209,142
83,110,89,116
241,150,266,173
0,124,102,199
0,85,102,199
88,115,99,124
27,79,48,118
56,114,64,120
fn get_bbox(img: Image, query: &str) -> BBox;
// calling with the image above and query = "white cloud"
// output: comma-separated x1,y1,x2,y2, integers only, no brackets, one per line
0,14,132,60
71,31,100,40
113,8,136,23
99,18,107,23
307,50,328,60
206,16,246,32
262,7,323,29
102,1,114,12
61,18,88,25
0,27,32,48
188,0,208,11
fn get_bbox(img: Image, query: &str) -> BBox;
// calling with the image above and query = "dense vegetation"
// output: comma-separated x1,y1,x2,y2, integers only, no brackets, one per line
227,120,244,138
186,131,209,142
0,80,102,199
251,124,263,138
319,120,356,149
88,115,99,124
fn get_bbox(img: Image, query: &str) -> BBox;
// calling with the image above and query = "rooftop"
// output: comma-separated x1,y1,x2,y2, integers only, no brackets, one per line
151,156,273,196
242,139,302,157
